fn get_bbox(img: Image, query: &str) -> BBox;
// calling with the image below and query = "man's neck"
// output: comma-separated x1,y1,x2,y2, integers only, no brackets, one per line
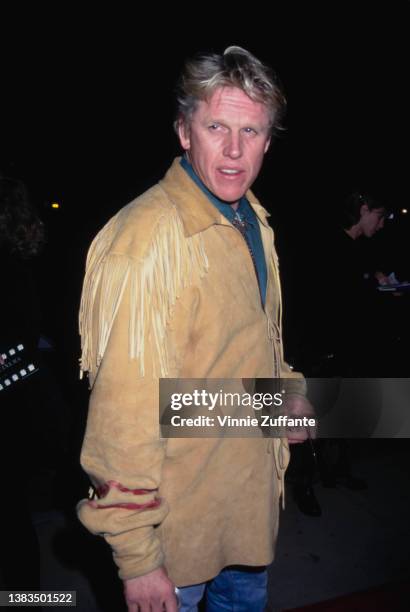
345,224,362,240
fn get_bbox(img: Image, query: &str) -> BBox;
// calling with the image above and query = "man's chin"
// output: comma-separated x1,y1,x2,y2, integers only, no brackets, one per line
213,188,247,205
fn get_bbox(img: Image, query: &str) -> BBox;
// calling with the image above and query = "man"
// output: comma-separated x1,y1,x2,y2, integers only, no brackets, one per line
328,191,387,374
342,191,386,240
289,192,388,518
78,46,310,611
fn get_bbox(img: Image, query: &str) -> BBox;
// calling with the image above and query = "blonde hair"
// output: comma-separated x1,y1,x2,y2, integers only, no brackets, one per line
174,46,286,135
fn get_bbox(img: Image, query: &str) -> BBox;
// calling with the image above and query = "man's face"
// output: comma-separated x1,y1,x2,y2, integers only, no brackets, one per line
178,86,272,206
360,205,386,237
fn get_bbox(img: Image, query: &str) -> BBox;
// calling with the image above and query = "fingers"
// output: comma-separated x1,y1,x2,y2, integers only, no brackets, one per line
164,592,179,611
123,569,178,612
126,594,177,612
287,425,314,444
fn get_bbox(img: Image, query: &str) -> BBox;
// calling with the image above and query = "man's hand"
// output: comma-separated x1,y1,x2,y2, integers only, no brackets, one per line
123,566,178,611
283,394,316,444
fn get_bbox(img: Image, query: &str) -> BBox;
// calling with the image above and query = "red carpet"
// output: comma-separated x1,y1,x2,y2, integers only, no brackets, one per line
284,580,410,611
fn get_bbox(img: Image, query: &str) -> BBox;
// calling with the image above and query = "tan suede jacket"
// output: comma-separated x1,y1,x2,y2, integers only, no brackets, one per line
77,158,304,587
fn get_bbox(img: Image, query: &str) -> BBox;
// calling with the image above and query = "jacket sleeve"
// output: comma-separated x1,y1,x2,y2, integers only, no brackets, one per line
77,258,169,580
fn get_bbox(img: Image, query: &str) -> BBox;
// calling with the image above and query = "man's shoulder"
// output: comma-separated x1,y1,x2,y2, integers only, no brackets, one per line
92,182,177,260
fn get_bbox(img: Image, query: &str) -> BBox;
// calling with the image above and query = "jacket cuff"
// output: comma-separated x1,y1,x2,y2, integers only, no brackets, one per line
112,534,165,581
77,497,168,579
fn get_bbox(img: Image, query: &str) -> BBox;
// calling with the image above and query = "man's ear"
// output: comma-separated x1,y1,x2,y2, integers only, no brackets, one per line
178,120,190,151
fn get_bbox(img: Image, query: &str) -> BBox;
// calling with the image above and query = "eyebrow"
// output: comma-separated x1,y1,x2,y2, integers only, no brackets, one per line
203,116,269,132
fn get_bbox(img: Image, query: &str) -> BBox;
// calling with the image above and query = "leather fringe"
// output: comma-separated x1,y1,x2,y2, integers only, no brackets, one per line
79,207,209,381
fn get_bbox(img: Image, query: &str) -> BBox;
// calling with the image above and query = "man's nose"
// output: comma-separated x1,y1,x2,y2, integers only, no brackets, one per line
223,132,243,159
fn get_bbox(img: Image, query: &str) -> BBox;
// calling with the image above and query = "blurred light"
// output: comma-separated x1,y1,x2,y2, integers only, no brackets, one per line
401,208,408,214
51,202,60,209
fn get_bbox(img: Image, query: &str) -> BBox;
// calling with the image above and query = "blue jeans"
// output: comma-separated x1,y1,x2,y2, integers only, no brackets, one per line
178,566,267,611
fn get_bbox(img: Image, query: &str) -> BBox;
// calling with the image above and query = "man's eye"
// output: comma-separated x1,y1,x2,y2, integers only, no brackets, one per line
208,124,220,130
244,127,257,135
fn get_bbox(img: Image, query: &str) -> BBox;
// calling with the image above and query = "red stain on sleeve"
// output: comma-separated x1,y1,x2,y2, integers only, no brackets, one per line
87,480,161,510
95,480,158,499
88,498,162,511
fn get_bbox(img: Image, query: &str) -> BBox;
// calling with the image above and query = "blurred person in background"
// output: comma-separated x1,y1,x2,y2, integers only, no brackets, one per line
0,176,45,590
289,191,388,517
0,177,69,591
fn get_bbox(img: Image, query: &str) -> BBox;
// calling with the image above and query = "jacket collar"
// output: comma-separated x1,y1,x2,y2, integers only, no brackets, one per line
159,157,271,237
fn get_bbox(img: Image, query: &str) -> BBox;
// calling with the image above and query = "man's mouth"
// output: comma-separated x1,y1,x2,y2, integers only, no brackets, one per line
218,168,243,177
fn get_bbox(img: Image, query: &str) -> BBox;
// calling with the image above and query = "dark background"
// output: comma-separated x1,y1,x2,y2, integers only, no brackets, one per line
2,1,409,380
